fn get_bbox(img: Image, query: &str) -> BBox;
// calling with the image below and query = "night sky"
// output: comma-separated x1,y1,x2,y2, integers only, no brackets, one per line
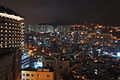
1,0,120,25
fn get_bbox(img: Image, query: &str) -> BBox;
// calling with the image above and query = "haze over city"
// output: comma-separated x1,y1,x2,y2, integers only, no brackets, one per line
2,0,120,25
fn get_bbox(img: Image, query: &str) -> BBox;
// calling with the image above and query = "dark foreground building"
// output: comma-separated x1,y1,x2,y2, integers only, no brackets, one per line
0,4,24,80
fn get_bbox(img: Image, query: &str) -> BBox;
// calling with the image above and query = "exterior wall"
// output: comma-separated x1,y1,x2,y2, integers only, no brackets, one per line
0,5,24,80
0,53,22,80
15,52,22,80
22,70,54,80
44,59,70,80
0,18,24,50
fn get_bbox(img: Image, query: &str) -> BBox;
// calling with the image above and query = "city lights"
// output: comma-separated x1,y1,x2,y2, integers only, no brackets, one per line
0,12,24,21
1,1,120,80
34,62,43,69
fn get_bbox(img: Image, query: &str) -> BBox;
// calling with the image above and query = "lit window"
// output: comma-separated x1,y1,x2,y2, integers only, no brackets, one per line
5,45,7,47
5,30,7,32
9,45,11,47
1,26,3,28
0,45,3,48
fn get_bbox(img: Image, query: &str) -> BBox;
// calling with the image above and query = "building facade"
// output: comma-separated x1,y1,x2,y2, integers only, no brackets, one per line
0,4,24,80
22,69,54,80
25,24,54,33
22,52,30,69
44,59,70,80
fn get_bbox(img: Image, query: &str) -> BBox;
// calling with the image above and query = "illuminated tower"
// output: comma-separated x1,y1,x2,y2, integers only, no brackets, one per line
0,4,24,80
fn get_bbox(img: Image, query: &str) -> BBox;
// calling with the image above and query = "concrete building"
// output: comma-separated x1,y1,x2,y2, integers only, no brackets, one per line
22,68,54,80
25,24,54,33
44,59,70,80
0,4,24,80
22,52,30,69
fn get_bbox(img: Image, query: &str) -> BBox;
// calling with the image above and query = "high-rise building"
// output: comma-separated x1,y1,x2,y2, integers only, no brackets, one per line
25,24,54,33
0,4,24,80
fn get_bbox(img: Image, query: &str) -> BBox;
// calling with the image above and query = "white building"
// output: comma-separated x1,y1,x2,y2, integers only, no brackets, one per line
22,69,54,80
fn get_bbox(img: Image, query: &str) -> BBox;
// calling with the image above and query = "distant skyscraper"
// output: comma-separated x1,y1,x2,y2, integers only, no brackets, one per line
0,4,24,80
25,24,54,33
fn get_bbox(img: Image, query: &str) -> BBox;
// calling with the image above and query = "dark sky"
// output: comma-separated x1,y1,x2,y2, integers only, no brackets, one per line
1,0,120,25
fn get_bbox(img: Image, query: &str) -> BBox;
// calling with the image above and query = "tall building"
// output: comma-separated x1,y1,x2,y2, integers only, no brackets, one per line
22,52,30,69
44,59,70,80
0,4,24,80
25,24,54,33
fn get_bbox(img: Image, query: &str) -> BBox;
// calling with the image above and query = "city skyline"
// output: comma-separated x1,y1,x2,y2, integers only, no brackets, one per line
1,1,120,80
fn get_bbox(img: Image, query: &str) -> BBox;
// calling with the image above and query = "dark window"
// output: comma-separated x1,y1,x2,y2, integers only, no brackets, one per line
26,74,30,76
47,75,50,77
60,66,62,69
38,74,39,77
31,74,34,77
23,74,25,76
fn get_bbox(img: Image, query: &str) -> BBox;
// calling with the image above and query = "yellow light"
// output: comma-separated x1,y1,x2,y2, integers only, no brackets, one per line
80,32,84,34
29,50,33,54
0,13,24,21
94,60,98,62
101,37,103,38
42,49,45,53
109,30,113,32
49,53,52,56
96,42,99,45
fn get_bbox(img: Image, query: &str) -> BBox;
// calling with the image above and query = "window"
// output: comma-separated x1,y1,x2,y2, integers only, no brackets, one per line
31,74,34,77
38,74,39,77
26,74,30,76
60,66,62,69
23,74,25,76
47,75,50,77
